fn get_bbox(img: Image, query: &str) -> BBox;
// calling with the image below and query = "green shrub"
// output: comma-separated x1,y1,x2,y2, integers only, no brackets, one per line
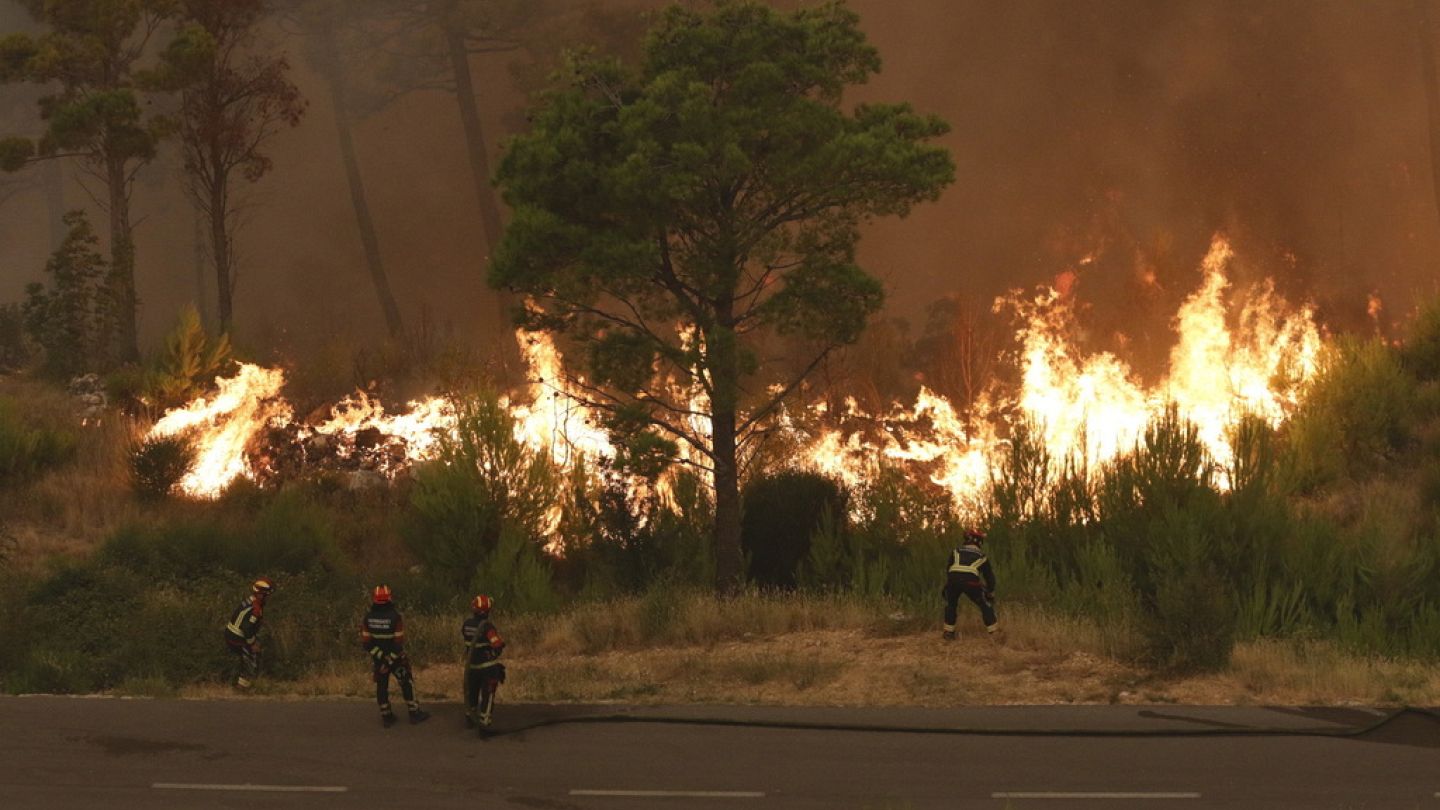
129,435,194,500
0,303,32,371
148,305,232,408
741,471,847,589
1400,295,1440,383
405,393,557,588
0,397,77,486
1137,509,1237,672
1284,337,1413,490
99,492,343,582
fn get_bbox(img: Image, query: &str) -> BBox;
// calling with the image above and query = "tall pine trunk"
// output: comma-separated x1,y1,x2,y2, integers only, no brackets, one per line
1419,0,1440,228
316,26,404,338
708,318,744,594
443,25,521,380
106,153,139,364
210,172,233,333
45,159,65,251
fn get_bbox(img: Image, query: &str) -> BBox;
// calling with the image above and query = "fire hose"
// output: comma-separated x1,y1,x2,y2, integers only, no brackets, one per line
478,705,1440,740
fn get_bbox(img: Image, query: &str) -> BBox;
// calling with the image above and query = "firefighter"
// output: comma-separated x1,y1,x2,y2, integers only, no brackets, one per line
942,529,998,640
461,594,507,729
223,578,273,689
361,585,430,728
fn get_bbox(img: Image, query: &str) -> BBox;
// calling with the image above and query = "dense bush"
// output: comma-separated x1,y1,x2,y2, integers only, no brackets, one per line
129,435,194,500
0,396,77,487
1284,337,1413,490
405,393,558,591
1399,295,1440,383
741,471,848,588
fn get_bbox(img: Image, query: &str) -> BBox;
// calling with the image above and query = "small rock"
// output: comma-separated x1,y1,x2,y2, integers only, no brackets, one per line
345,469,387,491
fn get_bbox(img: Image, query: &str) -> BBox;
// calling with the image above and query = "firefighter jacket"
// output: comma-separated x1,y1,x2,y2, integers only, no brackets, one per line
225,598,264,646
361,604,407,663
947,543,997,592
462,615,505,670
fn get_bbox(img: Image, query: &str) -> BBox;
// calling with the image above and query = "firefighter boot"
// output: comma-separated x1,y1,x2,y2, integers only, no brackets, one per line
409,708,431,725
464,710,476,730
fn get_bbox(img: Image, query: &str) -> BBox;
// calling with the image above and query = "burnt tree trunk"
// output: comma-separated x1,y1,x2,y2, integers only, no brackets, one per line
316,26,404,338
444,25,521,381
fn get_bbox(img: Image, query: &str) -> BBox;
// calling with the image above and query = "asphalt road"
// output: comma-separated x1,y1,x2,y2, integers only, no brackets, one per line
1,696,1437,809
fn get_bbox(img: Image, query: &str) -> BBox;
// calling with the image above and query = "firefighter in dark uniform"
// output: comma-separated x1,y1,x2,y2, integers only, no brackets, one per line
361,585,430,727
461,594,506,729
942,529,998,639
223,578,273,689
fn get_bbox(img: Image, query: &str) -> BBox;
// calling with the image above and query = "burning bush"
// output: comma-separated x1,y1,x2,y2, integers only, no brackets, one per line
130,435,195,501
404,393,558,591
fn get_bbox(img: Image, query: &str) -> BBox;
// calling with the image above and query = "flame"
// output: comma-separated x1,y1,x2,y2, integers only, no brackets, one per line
148,363,291,498
794,235,1322,513
149,235,1322,526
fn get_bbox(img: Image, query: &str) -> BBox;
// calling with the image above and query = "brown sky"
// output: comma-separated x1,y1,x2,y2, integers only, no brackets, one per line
3,0,1439,370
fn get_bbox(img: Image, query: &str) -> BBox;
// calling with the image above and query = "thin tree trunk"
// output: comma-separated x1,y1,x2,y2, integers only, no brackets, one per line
1418,0,1440,227
106,154,140,364
708,317,744,594
45,159,65,251
211,175,233,333
316,26,404,338
193,204,209,327
444,24,521,380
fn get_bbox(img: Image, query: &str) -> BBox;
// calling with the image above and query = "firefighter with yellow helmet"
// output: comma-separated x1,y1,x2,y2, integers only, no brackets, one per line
224,578,274,689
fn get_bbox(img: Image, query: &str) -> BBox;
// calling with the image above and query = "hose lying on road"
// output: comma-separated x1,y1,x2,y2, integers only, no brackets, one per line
484,706,1440,740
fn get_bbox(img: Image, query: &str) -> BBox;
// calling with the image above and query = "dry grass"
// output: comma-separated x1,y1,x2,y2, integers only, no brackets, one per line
170,594,1440,708
1,375,140,570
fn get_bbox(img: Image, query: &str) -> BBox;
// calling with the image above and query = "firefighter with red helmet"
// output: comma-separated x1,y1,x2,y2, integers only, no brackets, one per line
224,578,273,689
461,594,507,730
361,585,430,727
942,529,998,640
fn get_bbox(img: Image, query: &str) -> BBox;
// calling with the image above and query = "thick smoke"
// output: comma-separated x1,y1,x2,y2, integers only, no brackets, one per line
1,0,1438,373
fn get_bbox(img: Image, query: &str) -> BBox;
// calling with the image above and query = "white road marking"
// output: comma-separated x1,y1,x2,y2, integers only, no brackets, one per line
992,792,1200,800
153,783,348,793
570,789,765,798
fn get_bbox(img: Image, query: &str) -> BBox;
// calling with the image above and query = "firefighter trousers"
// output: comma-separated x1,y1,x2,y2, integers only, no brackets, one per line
943,574,997,630
374,659,416,713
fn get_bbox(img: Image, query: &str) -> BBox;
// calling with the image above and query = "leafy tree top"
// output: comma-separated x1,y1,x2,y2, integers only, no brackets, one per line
492,0,954,470
0,0,175,171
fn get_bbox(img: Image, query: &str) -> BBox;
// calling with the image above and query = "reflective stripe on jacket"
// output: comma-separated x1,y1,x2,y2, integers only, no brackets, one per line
225,600,262,644
947,544,997,591
462,616,505,669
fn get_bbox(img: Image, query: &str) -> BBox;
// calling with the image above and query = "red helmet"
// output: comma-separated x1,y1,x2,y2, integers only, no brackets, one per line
372,584,393,605
252,578,274,597
471,594,493,614
964,528,986,545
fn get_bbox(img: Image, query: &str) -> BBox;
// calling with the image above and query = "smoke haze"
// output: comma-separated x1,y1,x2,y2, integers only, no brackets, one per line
2,0,1438,374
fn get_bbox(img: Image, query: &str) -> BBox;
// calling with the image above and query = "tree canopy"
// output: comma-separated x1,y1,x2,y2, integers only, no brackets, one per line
492,0,954,590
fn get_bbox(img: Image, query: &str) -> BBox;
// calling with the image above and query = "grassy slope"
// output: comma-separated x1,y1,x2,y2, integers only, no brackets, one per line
176,595,1440,707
